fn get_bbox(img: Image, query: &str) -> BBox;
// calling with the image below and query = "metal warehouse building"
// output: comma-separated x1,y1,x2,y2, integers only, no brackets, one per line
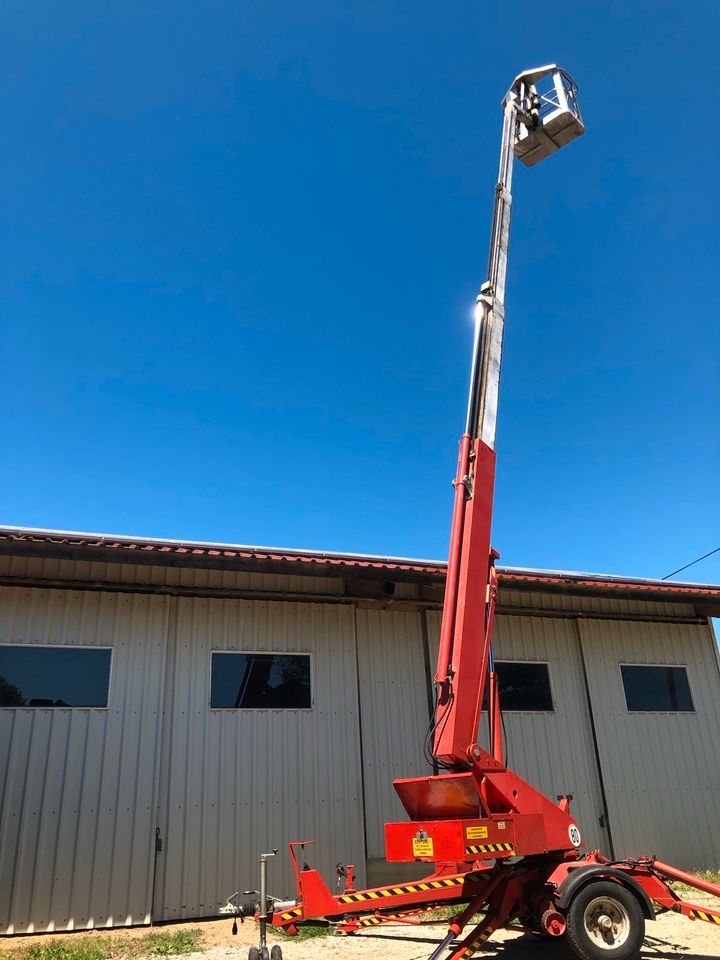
1,525,719,935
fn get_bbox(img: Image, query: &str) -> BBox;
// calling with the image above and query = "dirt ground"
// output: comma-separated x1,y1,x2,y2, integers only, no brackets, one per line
4,902,719,960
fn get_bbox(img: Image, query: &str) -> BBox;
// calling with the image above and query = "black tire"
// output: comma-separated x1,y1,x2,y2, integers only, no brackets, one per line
247,949,260,960
270,948,283,960
565,880,645,960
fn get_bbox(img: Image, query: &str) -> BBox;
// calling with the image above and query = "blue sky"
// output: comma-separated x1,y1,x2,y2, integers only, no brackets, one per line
2,1,719,583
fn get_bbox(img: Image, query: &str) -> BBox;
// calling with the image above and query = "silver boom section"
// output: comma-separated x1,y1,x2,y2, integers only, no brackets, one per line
466,65,584,450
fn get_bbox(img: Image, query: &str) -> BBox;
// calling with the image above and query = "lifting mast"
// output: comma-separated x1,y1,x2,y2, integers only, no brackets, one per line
239,67,720,960
433,65,586,767
386,63,586,868
431,72,518,768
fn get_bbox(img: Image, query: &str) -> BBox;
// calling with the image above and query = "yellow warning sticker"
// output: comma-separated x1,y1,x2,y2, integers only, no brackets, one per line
465,825,489,840
412,837,434,857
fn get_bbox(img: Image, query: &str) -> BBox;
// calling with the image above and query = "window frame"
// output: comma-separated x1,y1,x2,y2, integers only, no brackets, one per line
208,649,315,711
0,642,114,710
619,662,696,714
493,659,555,713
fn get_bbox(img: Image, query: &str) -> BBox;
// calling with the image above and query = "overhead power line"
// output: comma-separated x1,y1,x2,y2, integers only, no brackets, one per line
662,546,720,581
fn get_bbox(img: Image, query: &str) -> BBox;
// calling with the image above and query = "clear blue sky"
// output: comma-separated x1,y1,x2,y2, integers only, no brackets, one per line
2,2,719,583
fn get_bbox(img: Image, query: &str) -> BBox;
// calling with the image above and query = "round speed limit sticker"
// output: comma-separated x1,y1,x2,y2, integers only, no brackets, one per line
568,824,582,847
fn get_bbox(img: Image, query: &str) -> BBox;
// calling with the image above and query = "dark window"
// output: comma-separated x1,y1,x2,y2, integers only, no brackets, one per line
0,645,111,708
496,661,553,711
621,665,694,712
210,652,312,709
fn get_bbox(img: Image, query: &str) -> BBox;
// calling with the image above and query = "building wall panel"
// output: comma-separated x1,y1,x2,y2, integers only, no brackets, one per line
579,619,720,869
153,598,364,919
355,609,432,861
0,588,168,933
2,566,717,934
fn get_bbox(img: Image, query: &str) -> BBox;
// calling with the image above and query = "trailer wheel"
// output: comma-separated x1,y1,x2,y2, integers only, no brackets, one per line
566,880,645,960
247,949,260,960
270,948,283,960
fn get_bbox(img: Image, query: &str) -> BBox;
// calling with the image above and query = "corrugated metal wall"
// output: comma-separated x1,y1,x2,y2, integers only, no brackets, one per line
2,564,718,933
0,587,168,934
579,619,720,869
153,597,365,918
355,609,432,862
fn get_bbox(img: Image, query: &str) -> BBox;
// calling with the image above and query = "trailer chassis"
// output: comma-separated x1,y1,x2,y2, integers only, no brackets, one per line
268,846,720,960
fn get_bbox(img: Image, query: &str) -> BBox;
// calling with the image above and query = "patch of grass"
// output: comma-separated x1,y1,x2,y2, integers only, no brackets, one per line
422,902,471,922
133,931,204,956
278,922,333,941
3,930,205,960
17,940,109,960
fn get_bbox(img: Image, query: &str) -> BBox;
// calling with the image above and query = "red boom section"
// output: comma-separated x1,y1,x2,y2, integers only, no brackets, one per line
433,436,497,766
388,413,582,860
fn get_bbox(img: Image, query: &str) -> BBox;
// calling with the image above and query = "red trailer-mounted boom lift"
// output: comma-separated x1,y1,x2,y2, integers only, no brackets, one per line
234,66,720,960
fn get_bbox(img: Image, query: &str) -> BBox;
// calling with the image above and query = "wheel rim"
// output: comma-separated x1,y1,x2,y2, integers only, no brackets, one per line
583,895,631,951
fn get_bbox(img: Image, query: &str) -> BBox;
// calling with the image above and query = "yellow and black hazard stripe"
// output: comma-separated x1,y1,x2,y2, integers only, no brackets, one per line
338,876,465,904
689,908,720,925
356,910,430,928
279,906,303,921
465,842,515,855
466,925,494,956
356,913,405,927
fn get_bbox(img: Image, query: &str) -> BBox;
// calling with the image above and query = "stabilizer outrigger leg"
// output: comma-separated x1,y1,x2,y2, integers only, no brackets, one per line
428,866,526,960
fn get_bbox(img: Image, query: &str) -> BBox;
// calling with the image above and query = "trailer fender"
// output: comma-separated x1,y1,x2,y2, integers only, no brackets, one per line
554,866,655,921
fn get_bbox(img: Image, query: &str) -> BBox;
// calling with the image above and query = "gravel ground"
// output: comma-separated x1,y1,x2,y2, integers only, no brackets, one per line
205,908,720,959
4,906,718,960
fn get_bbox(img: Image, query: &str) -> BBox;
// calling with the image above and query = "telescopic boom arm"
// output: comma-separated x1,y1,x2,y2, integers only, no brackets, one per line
432,66,584,767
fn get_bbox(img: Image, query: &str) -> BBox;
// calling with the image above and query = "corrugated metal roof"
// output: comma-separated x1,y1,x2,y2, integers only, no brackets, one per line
0,525,718,603
498,567,720,600
0,525,442,575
